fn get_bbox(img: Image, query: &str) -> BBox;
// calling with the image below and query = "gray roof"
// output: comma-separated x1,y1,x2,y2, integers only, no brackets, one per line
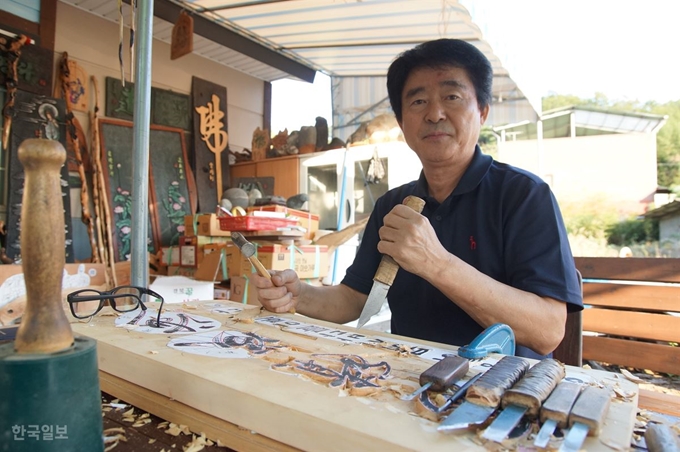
493,105,667,140
645,200,680,219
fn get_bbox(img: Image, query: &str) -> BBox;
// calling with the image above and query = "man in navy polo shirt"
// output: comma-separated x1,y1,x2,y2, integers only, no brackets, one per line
252,39,582,358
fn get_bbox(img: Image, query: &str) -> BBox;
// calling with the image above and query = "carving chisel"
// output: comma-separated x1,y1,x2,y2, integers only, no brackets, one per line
533,381,583,448
481,358,565,443
558,385,612,452
437,355,530,431
401,355,469,401
356,195,425,328
231,232,295,313
231,232,271,281
435,372,483,413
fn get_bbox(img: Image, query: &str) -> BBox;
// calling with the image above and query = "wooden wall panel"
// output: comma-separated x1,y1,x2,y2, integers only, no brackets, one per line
583,309,680,343
583,336,680,375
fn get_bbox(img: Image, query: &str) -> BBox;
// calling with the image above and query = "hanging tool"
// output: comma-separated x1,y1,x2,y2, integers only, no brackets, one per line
401,355,469,401
533,380,583,448
558,386,612,452
481,358,565,442
356,195,426,328
437,355,530,431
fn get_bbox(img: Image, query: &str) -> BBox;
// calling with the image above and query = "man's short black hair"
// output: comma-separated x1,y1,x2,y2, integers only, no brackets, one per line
387,39,493,122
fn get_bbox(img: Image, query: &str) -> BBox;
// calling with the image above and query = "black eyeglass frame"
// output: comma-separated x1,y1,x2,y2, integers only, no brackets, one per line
67,285,165,327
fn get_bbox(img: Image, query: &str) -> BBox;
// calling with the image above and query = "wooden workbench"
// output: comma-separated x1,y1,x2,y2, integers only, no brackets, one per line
72,300,638,451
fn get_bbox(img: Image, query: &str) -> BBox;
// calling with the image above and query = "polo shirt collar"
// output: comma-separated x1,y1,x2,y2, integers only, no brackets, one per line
413,145,493,201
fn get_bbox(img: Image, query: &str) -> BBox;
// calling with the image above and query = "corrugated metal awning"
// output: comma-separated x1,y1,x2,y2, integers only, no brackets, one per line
59,0,539,128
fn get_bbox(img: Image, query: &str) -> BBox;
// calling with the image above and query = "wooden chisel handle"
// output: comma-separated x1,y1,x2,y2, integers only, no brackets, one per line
373,195,425,285
568,385,612,436
466,355,530,408
248,256,272,281
539,380,582,429
501,358,565,418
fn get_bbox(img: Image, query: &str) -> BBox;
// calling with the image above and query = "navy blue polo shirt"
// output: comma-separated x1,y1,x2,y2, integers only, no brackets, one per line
341,146,583,356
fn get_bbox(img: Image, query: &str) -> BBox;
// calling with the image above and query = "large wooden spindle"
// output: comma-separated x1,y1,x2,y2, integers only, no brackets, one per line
14,139,74,354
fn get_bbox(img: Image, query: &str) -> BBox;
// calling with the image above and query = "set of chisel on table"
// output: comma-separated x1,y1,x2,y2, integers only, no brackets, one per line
404,353,612,451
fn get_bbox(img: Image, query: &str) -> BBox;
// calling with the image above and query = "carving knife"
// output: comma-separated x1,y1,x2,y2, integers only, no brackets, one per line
558,385,612,452
356,195,425,329
481,358,565,443
437,355,530,431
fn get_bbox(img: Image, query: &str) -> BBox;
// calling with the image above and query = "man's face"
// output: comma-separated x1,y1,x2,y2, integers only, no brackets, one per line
398,66,489,166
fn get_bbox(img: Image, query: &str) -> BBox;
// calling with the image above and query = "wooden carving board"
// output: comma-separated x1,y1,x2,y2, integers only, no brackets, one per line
71,301,637,451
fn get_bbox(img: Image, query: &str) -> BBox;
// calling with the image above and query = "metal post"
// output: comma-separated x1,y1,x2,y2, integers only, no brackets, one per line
131,0,154,287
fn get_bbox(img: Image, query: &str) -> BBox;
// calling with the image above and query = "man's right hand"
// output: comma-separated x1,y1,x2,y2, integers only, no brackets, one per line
251,269,302,313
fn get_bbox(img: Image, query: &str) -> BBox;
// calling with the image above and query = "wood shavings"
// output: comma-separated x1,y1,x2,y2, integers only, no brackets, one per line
621,368,645,384
261,352,294,365
148,438,156,444
103,427,127,451
182,303,198,310
386,384,415,398
234,306,262,323
612,385,636,401
149,350,159,355
396,344,413,357
183,432,214,452
165,422,192,436
157,421,170,429
132,418,152,427
123,407,135,417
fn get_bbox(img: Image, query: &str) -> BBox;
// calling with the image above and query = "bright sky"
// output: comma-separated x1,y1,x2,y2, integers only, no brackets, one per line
272,0,680,134
461,0,680,106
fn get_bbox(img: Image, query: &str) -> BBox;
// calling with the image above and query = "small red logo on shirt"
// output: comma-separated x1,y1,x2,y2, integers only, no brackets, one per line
469,236,477,250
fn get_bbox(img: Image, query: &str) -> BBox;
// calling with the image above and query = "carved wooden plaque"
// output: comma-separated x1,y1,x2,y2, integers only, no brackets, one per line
191,77,228,212
105,76,135,121
5,90,74,262
0,44,53,96
171,11,194,61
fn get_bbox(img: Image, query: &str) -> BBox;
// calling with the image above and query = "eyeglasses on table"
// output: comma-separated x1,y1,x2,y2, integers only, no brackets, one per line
67,285,165,328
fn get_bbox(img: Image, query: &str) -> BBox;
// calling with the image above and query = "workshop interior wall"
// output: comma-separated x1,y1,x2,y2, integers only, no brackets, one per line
52,2,266,260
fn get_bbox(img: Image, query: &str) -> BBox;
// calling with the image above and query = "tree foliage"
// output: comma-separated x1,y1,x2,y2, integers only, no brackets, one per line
542,93,680,188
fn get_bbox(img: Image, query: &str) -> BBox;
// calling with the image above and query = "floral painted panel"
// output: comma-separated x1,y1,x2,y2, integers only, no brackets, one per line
99,119,196,261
